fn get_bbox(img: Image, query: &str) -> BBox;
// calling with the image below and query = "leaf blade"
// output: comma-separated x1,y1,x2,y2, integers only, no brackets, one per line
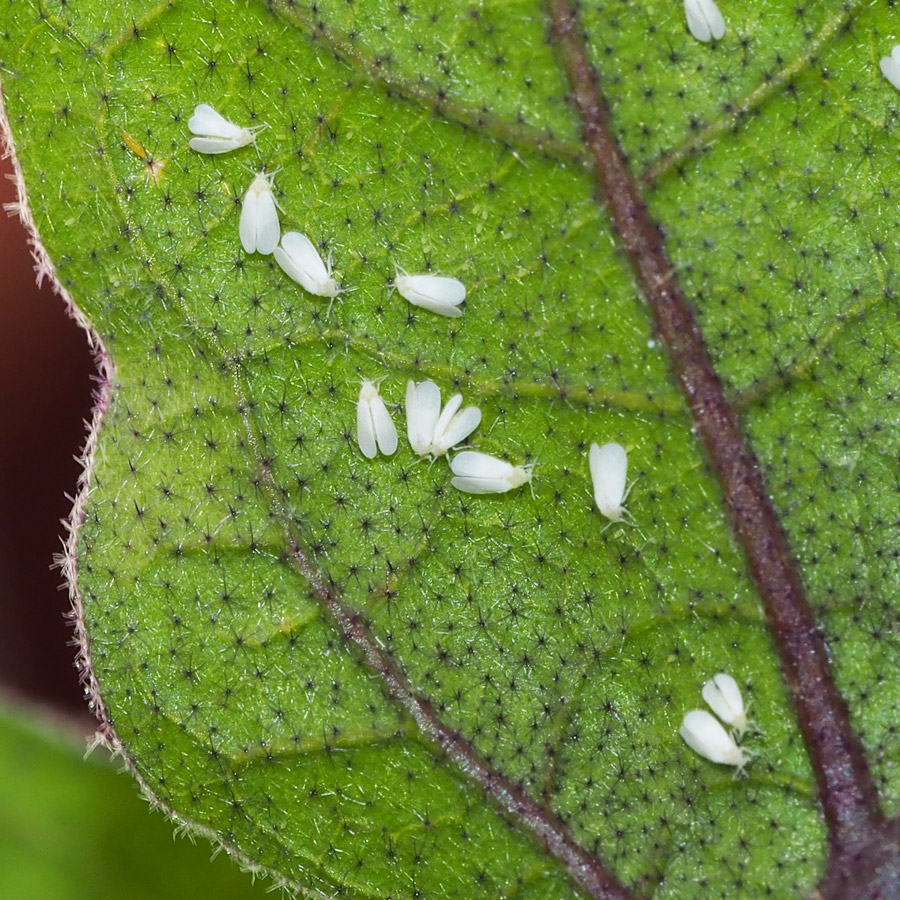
3,0,898,897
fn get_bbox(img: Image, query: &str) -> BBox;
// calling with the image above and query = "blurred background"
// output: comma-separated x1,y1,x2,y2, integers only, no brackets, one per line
0,151,94,721
0,152,265,898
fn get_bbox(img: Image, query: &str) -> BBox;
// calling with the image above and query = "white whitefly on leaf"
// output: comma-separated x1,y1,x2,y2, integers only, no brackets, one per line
239,171,280,255
395,268,466,318
450,451,533,494
683,0,725,42
680,710,749,769
187,103,262,154
405,380,481,457
356,381,398,459
275,232,341,298
589,441,629,521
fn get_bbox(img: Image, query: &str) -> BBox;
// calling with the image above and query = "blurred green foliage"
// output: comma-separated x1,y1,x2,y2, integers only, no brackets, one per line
0,701,265,900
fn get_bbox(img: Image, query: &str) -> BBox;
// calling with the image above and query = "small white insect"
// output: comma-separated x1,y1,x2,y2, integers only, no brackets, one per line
275,232,341,298
450,451,533,494
880,45,900,91
405,380,481,457
356,381,398,459
395,267,466,318
702,672,748,737
187,103,262,154
240,171,280,255
680,710,749,770
589,441,630,521
684,0,725,42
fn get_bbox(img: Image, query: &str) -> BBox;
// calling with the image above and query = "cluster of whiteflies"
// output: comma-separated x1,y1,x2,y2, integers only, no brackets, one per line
183,20,900,782
188,104,632,510
187,99,759,768
361,378,525,493
680,673,752,772
188,104,466,317
358,377,632,507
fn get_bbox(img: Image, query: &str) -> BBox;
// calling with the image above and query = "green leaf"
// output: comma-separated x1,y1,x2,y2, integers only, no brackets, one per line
2,1,898,898
0,700,268,900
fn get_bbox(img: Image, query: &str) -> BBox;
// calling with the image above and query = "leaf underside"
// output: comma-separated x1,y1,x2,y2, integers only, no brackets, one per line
2,0,899,897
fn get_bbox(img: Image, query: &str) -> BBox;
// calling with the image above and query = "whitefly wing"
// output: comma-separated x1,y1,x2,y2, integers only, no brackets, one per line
240,174,280,254
434,405,482,455
881,46,900,89
357,384,378,459
684,0,725,42
451,475,505,494
286,232,330,282
679,710,742,766
400,274,464,303
276,232,330,293
188,103,245,140
589,441,627,515
406,380,441,455
252,179,280,255
433,393,464,442
451,451,510,478
450,451,514,494
239,182,261,253
370,392,398,455
702,673,746,732
275,234,316,293
189,136,240,154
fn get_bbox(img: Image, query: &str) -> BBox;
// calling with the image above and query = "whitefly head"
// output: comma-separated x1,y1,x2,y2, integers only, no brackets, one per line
359,381,379,404
506,463,533,490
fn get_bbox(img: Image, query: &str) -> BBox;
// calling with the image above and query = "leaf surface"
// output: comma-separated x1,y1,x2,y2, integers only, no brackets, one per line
2,1,899,897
